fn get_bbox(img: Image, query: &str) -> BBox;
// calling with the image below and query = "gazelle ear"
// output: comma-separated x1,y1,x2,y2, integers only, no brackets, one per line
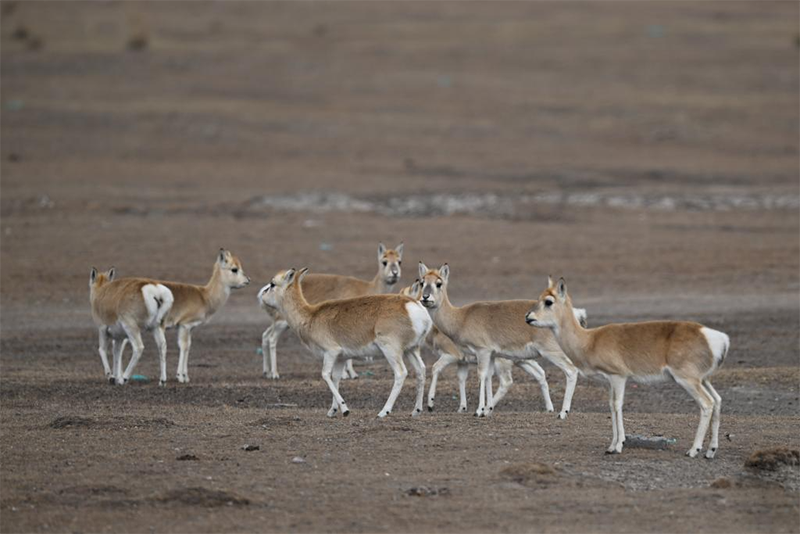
557,277,568,300
218,248,227,264
90,267,97,284
547,275,554,288
377,243,386,261
284,268,297,285
107,267,116,281
439,263,449,284
396,242,404,259
298,267,309,284
418,261,428,279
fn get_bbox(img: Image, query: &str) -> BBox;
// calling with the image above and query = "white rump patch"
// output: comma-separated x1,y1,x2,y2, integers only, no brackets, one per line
572,307,588,328
141,284,174,328
405,301,432,342
701,327,729,367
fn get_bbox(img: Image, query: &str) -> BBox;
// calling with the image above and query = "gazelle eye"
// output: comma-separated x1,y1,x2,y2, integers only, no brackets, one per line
382,261,387,267
232,268,239,274
398,261,402,265
436,280,442,288
545,298,553,307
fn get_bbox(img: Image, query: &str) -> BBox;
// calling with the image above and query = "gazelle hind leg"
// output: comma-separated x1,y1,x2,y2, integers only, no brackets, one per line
703,379,722,459
489,358,514,412
516,360,554,413
343,359,359,380
405,347,426,416
321,352,350,416
674,374,714,458
152,327,168,386
605,378,618,453
377,341,407,418
327,359,347,417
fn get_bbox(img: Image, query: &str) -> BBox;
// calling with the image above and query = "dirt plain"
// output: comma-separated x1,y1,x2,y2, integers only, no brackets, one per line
1,2,799,533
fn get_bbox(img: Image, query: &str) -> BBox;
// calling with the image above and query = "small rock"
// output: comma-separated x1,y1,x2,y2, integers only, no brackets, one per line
177,454,199,461
241,444,260,452
291,456,306,464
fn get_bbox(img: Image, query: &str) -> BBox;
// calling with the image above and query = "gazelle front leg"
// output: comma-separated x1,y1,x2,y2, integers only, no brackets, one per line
97,327,113,383
428,351,460,412
456,362,469,412
606,375,627,454
489,358,514,412
263,320,289,379
516,360,554,413
541,350,579,419
119,322,144,385
176,325,192,383
474,350,493,417
112,338,127,383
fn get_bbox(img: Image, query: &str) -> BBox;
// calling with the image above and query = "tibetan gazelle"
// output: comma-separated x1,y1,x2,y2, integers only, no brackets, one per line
526,277,729,458
162,249,250,383
259,243,403,380
89,267,174,385
401,279,581,413
259,267,431,418
418,263,581,418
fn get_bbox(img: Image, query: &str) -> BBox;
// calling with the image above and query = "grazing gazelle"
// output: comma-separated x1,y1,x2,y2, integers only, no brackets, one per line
259,267,431,418
89,267,174,385
417,263,582,418
259,243,403,380
158,249,250,383
402,279,589,414
525,277,729,458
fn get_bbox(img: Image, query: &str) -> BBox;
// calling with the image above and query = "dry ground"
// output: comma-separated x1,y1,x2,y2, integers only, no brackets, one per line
1,2,799,533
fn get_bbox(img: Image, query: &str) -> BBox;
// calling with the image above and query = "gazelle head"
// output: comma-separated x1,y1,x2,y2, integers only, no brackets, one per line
400,279,423,300
89,266,116,289
378,242,403,286
216,248,250,289
258,268,308,308
417,262,449,310
526,276,572,329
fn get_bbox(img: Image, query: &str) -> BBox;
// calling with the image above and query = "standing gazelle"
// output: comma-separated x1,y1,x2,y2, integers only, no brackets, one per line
418,263,582,418
89,267,174,385
259,243,403,380
259,267,431,418
162,249,250,383
525,277,729,458
401,279,583,413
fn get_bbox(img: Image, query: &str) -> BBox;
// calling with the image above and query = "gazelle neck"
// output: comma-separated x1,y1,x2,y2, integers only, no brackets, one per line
428,289,462,340
553,302,591,364
204,264,231,316
281,283,313,329
369,271,393,294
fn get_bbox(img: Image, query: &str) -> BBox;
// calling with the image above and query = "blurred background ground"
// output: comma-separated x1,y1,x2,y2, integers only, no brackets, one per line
1,2,798,533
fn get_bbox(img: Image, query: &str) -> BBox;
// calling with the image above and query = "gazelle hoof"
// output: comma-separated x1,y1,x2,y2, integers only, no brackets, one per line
427,405,434,412
108,377,116,385
159,380,166,387
686,448,701,458
704,448,717,459
412,408,422,417
557,411,568,420
342,409,350,417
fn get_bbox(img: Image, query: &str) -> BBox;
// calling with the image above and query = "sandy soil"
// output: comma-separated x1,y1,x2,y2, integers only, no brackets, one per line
1,2,799,533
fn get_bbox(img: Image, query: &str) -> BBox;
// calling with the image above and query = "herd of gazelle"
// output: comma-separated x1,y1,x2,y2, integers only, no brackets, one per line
90,244,729,458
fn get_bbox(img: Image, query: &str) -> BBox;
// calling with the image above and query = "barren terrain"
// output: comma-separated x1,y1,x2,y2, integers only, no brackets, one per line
1,2,799,533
